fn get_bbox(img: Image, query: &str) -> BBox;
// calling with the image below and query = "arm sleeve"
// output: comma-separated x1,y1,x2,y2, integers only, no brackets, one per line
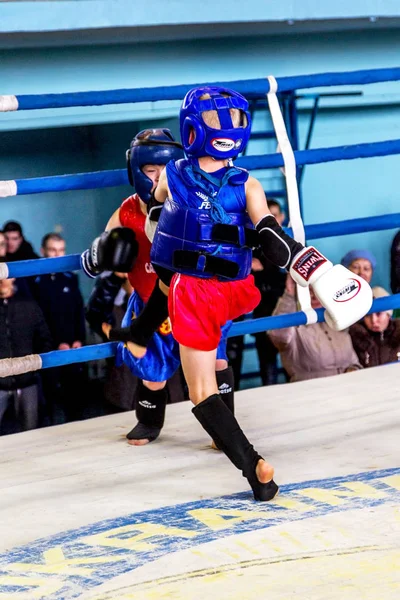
267,291,297,348
255,215,304,269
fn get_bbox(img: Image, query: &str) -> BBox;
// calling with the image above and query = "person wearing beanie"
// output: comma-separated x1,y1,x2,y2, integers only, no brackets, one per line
341,249,376,284
349,287,400,368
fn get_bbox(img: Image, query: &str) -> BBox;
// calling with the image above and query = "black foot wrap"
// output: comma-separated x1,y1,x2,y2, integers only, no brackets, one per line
126,382,167,442
192,394,279,501
109,280,169,346
216,366,235,414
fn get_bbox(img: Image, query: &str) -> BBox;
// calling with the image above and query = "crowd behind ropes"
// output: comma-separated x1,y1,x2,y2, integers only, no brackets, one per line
0,214,399,437
1,89,400,440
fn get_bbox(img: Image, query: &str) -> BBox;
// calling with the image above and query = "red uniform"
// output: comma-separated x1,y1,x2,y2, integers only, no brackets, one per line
119,195,157,303
169,273,261,351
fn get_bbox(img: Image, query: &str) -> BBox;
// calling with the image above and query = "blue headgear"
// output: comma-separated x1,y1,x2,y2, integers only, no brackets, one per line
180,86,251,161
126,129,184,204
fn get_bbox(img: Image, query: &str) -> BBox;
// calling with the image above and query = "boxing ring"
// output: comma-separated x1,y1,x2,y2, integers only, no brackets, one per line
0,67,400,599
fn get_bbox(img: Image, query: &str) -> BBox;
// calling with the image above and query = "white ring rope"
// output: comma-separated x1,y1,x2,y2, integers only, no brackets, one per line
0,180,17,198
0,264,10,279
0,355,42,378
0,95,18,112
266,75,317,325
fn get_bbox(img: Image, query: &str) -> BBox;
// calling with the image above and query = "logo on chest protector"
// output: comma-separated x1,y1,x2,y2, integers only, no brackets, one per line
196,191,211,209
292,247,326,281
333,279,361,302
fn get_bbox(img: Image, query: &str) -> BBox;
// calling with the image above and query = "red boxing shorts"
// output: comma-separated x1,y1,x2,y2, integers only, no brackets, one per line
169,274,261,351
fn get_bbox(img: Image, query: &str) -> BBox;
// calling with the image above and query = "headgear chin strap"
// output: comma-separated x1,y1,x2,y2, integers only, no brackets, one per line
180,86,251,161
126,129,184,204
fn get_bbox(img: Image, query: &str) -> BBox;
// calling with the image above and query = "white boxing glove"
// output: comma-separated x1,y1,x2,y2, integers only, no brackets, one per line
290,247,373,330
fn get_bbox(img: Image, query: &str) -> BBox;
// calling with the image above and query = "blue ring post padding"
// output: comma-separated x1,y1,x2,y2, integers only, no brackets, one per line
41,342,118,369
7,254,81,278
14,67,400,110
229,294,400,336
35,295,400,369
16,169,128,195
12,138,400,195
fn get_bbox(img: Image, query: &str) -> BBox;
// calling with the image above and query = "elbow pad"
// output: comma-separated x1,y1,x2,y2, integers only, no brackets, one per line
255,215,304,269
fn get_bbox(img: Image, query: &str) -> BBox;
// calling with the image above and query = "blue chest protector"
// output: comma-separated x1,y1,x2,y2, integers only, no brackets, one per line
150,159,257,281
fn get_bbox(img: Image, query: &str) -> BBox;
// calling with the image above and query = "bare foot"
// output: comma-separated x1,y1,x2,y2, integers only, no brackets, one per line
128,438,150,446
256,459,275,484
126,341,147,358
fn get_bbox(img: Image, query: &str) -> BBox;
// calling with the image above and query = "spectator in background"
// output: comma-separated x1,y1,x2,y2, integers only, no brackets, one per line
32,233,86,423
350,287,400,367
3,221,39,297
251,199,286,386
33,233,85,351
341,249,376,284
268,274,361,382
390,230,400,294
0,231,7,258
3,221,39,262
0,274,52,434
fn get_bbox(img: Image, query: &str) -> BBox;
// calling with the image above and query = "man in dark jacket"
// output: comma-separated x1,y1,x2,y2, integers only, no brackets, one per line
32,233,86,423
390,230,400,294
3,221,39,262
32,233,85,349
3,221,39,297
0,276,53,433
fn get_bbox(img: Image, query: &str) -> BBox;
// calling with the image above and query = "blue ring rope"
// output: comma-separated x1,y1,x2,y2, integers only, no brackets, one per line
12,138,400,195
36,294,400,369
5,210,400,279
6,254,81,278
13,66,400,110
41,342,118,368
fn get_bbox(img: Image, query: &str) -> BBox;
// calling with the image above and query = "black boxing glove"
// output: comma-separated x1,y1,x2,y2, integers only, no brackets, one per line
81,227,138,279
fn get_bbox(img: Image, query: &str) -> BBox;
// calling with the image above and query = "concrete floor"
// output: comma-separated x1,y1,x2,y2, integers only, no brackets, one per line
0,364,399,599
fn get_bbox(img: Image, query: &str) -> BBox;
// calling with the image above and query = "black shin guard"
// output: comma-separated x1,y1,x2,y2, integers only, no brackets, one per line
126,381,167,442
109,280,168,347
192,394,278,501
216,366,235,414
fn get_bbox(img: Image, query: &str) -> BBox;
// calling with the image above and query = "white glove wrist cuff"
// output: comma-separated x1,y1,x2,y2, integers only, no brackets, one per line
290,246,333,287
